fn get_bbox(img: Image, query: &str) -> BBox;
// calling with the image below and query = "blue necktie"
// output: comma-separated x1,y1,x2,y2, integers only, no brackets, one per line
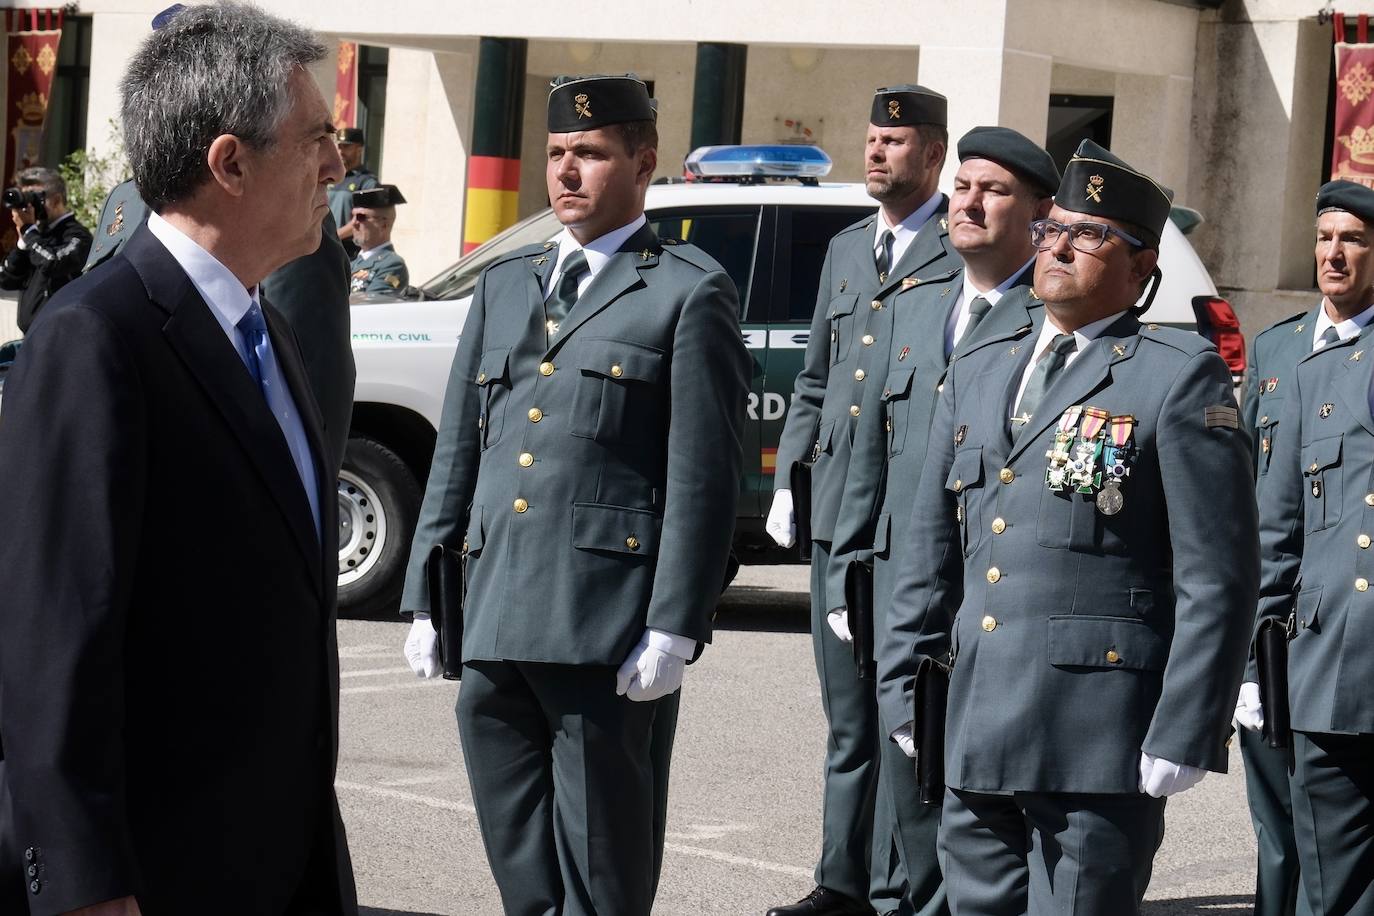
236,302,271,399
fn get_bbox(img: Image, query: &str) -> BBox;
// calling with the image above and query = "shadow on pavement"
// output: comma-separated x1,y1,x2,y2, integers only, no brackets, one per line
1141,895,1253,915
360,908,448,916
714,586,811,633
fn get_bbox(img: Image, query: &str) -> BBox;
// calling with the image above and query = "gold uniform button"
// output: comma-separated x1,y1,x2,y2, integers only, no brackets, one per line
626,536,640,551
981,615,997,632
1361,534,1372,549
1366,493,1374,507
953,479,963,492
871,299,883,310
513,498,529,514
528,407,544,422
611,364,624,378
476,372,487,384
862,334,875,346
1358,578,1370,592
855,369,866,381
850,405,861,417
937,383,944,392
999,468,1015,484
1309,462,1320,474
539,361,555,376
991,518,1006,534
518,452,534,468
1106,650,1121,664
1260,415,1269,424
986,567,1001,583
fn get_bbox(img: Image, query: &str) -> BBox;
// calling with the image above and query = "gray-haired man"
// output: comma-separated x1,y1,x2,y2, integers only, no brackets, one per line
0,3,356,913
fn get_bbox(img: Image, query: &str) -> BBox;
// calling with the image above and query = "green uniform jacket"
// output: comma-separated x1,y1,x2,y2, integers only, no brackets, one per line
881,313,1257,792
400,224,750,664
1257,321,1374,734
774,202,959,543
1242,308,1319,485
350,243,409,295
83,179,147,273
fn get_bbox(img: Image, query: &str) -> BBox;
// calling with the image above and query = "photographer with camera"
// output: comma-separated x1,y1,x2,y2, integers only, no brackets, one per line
1,167,92,333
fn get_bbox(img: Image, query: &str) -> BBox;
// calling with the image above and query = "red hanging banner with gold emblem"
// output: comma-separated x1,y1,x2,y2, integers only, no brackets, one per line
5,8,63,186
1332,14,1374,186
333,40,358,129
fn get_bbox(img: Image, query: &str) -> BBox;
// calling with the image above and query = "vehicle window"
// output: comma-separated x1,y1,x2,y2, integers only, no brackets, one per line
785,208,870,321
649,209,761,313
421,209,563,301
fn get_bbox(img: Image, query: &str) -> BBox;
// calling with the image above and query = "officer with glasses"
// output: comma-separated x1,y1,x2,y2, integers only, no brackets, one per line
877,138,1257,916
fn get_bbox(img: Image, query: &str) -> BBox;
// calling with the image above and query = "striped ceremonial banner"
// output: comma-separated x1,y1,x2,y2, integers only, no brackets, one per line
3,8,63,255
333,40,358,128
463,155,521,254
1332,13,1374,186
761,447,778,473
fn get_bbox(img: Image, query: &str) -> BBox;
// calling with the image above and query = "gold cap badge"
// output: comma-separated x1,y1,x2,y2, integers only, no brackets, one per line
1086,174,1104,203
888,99,901,120
575,93,592,119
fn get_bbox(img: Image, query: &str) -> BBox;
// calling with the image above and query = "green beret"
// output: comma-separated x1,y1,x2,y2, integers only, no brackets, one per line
1316,179,1374,224
548,74,656,132
352,184,405,208
1055,139,1171,245
957,126,1059,196
870,85,946,128
337,127,365,145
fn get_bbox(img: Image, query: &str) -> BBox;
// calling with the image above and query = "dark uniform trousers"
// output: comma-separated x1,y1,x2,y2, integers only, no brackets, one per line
1290,732,1374,916
1240,306,1320,916
776,204,959,911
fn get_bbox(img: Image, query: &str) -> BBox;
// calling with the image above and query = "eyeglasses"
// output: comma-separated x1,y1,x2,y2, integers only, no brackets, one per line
1030,218,1143,252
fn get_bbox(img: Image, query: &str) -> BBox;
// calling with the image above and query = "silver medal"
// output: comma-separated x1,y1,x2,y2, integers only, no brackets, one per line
1096,481,1124,515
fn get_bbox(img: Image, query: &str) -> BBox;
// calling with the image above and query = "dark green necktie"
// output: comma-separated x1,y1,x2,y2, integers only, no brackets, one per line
962,296,992,341
875,229,894,283
545,249,589,336
1013,333,1077,438
1317,326,1341,350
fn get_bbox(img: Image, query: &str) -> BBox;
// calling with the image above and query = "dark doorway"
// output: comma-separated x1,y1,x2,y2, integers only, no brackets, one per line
1046,94,1114,172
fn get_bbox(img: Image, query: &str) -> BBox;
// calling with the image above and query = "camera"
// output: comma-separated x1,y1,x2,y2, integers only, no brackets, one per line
3,186,47,225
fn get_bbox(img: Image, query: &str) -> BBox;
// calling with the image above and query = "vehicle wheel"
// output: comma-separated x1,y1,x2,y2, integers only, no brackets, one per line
337,436,421,617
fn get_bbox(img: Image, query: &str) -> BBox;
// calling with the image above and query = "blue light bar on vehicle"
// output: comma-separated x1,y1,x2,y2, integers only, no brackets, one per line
685,144,833,179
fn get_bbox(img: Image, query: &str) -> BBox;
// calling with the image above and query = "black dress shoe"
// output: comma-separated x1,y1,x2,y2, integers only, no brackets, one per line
765,886,873,916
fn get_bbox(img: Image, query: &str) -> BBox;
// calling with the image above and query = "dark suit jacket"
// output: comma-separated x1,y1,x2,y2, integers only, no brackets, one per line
0,226,356,915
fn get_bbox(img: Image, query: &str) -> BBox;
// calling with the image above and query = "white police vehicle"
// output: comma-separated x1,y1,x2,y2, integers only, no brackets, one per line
338,145,1241,615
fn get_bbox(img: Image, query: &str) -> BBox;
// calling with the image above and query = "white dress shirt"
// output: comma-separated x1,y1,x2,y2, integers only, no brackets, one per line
944,257,1035,355
1312,298,1374,351
146,212,321,539
357,241,395,261
544,214,648,299
1012,310,1129,416
874,191,943,271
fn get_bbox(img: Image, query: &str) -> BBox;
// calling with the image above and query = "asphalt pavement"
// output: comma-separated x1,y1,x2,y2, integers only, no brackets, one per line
339,563,1259,916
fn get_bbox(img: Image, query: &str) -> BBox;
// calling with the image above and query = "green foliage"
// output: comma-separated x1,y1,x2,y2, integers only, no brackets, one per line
58,131,129,230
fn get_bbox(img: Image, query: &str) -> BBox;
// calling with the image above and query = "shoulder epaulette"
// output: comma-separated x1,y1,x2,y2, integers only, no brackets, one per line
1254,308,1312,342
1139,322,1213,356
658,240,725,274
486,241,558,270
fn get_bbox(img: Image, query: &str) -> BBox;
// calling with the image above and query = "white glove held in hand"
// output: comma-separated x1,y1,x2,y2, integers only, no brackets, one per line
892,722,916,758
403,613,441,679
616,634,686,702
1138,752,1206,798
827,608,854,643
766,489,797,549
1234,681,1264,733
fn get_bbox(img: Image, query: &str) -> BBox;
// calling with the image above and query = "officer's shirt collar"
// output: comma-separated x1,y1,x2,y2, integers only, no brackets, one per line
358,241,394,261
1037,308,1129,361
946,257,1035,355
546,213,648,297
1313,298,1374,351
147,211,260,357
875,191,942,268
961,257,1033,309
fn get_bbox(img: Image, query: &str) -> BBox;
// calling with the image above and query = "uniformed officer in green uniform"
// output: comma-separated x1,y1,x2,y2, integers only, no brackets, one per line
765,85,959,916
826,126,1058,916
1249,179,1374,916
348,184,409,296
879,140,1257,916
328,126,380,258
399,74,749,915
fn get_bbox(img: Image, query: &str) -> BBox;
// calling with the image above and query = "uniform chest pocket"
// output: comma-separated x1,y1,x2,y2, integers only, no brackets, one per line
882,367,916,456
946,446,983,555
1036,485,1116,554
1302,435,1343,533
1256,408,1281,477
475,348,511,449
569,338,665,443
828,294,858,364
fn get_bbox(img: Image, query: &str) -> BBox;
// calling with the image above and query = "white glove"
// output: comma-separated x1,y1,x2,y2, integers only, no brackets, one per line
892,722,916,758
766,489,797,548
826,608,854,643
616,632,686,702
403,613,441,679
1138,752,1207,798
1234,681,1264,733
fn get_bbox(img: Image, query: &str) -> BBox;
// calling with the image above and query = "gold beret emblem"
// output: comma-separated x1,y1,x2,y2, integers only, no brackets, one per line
888,99,901,120
574,93,592,119
1086,174,1105,203
386,274,401,289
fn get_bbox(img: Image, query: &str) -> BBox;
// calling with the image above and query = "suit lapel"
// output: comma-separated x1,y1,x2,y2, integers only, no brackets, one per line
1330,326,1374,437
874,200,953,299
125,227,325,580
549,225,658,347
908,269,960,369
951,284,1039,361
527,242,559,330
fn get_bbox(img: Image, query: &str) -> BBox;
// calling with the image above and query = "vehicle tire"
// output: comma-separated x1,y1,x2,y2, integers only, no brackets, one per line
337,435,421,617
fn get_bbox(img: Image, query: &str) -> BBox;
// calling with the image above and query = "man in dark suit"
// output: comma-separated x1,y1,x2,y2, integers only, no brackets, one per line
400,75,748,914
765,85,959,916
0,5,357,914
879,141,1257,915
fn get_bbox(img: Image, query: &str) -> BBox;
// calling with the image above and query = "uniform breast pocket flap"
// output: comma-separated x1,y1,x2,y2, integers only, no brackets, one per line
945,446,984,494
1256,410,1281,476
828,293,858,362
881,367,917,455
464,505,486,558
570,338,665,441
1295,584,1323,633
476,348,511,447
1301,434,1343,532
571,502,662,557
1046,615,1169,672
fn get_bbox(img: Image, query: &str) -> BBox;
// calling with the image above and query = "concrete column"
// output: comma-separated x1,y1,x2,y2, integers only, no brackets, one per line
1112,73,1193,200
918,46,1052,188
381,43,476,282
84,13,149,161
690,42,747,149
464,37,527,253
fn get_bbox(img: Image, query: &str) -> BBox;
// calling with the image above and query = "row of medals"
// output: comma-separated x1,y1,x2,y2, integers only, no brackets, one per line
1045,405,1136,516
